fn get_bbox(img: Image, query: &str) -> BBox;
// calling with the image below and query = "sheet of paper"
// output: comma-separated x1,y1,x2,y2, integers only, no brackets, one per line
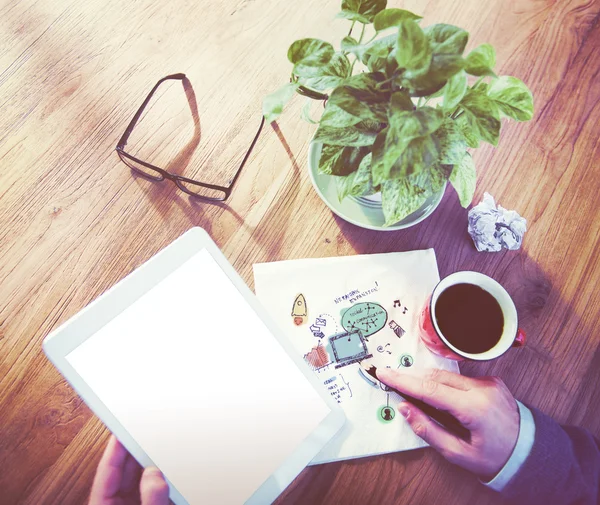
253,249,459,464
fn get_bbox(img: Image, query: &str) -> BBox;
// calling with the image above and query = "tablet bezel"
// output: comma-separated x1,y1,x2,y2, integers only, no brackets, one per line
43,227,345,505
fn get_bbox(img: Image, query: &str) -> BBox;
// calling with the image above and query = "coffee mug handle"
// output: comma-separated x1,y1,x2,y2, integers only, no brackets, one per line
512,328,526,347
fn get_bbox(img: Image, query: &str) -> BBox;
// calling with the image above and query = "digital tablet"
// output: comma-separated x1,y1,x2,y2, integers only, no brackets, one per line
43,227,345,505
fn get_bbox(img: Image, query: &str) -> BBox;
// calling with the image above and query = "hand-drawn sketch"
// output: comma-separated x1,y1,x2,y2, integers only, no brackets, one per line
341,302,387,338
378,394,396,423
309,324,325,339
377,343,392,354
291,294,308,325
324,374,353,403
329,330,373,369
389,320,405,338
400,354,414,367
379,406,395,422
304,343,330,369
393,299,408,314
254,249,461,463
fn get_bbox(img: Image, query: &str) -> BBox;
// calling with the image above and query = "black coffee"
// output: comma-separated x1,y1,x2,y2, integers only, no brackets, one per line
434,283,504,354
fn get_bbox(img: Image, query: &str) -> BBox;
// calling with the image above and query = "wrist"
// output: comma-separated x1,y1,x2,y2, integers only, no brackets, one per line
481,401,536,492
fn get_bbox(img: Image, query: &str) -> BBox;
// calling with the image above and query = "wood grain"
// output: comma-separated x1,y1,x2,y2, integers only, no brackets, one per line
1,0,599,504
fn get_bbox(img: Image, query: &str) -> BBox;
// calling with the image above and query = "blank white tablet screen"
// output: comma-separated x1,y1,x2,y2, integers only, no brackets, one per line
66,249,331,504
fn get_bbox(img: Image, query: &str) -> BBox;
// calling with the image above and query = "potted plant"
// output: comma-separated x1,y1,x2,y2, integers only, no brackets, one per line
263,1,534,228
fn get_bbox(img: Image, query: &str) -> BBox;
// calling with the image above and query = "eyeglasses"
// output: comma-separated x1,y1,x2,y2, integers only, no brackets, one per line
116,73,265,201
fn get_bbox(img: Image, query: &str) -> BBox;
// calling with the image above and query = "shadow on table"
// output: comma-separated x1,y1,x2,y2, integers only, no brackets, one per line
241,121,304,258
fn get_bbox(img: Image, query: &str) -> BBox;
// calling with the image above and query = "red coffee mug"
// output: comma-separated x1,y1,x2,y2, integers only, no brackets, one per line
419,271,526,361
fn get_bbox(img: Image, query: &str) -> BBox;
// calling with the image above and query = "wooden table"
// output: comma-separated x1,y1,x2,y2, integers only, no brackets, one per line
1,0,599,503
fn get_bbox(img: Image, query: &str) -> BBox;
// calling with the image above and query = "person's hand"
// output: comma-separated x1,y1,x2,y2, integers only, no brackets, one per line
376,368,520,481
89,435,170,505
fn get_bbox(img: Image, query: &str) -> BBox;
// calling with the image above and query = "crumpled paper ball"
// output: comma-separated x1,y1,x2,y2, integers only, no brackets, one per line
468,193,527,252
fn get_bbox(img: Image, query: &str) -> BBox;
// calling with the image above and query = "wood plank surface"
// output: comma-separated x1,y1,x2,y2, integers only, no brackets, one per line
1,0,599,504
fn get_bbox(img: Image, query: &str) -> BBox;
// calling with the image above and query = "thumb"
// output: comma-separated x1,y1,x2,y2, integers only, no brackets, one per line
399,402,465,464
140,467,170,505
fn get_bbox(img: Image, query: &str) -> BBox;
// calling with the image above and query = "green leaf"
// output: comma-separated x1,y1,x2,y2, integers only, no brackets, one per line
301,52,351,90
488,76,534,121
373,8,422,31
354,119,387,134
320,102,363,127
464,44,496,77
364,34,396,59
319,144,344,174
428,164,453,192
455,114,481,148
443,70,467,110
342,36,359,50
302,98,319,124
396,20,432,71
390,91,414,112
449,151,476,207
263,83,299,123
389,106,444,135
327,72,389,123
388,134,440,179
329,145,371,175
336,10,371,24
372,107,443,184
288,39,335,76
424,24,469,55
314,124,378,146
409,163,451,193
339,0,387,23
372,107,444,185
401,54,465,96
370,127,395,185
459,89,501,146
341,36,366,60
335,153,374,200
381,178,428,226
473,80,490,94
435,119,467,164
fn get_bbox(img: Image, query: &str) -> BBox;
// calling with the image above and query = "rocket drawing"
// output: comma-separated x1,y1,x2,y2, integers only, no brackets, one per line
292,294,308,325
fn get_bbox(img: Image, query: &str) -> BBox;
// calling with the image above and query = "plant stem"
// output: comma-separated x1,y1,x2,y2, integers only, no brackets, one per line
348,20,356,37
350,56,358,75
473,76,485,88
364,33,378,45
358,23,366,44
296,85,329,101
417,97,424,107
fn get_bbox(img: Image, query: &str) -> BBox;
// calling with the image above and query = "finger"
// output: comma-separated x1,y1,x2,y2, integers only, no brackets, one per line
140,467,170,505
121,453,143,494
423,368,476,391
398,402,466,464
89,435,128,501
376,368,471,416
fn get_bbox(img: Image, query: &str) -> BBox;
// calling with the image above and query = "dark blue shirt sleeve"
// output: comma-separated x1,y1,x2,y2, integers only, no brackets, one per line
500,406,600,505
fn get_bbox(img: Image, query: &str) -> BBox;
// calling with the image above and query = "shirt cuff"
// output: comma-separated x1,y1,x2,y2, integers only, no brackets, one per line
481,400,536,492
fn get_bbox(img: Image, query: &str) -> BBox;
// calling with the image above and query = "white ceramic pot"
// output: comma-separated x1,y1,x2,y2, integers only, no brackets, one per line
307,142,446,231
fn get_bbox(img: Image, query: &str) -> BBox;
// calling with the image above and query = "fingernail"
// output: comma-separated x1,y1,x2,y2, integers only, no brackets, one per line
399,403,410,418
145,467,164,478
375,367,389,379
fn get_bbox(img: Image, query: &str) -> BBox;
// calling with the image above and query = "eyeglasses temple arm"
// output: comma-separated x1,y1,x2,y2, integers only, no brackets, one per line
116,73,186,150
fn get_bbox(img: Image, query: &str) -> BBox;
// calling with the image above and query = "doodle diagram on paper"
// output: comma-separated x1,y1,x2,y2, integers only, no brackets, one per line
253,250,460,464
